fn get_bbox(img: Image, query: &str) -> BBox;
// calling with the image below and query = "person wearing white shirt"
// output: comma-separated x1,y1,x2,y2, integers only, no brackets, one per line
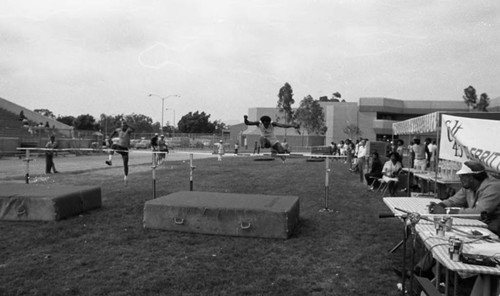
382,152,403,196
427,140,438,170
350,139,367,182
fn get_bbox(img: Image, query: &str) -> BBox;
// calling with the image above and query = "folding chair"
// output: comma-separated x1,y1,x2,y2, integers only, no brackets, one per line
379,176,399,197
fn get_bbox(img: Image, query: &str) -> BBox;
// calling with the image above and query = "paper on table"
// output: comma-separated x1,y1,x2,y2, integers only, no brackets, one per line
466,243,500,259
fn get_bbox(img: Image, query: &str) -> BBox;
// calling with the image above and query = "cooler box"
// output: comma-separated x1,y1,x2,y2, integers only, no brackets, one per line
143,191,300,239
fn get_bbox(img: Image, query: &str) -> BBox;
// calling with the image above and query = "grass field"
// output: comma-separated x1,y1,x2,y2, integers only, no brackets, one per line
0,155,406,296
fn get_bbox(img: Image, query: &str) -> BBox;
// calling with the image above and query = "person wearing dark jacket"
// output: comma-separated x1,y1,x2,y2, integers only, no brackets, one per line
365,152,383,190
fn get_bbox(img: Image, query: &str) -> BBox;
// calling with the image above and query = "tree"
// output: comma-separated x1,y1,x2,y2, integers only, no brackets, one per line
124,113,154,133
331,92,341,102
462,86,489,111
476,93,490,112
96,113,155,134
34,108,56,119
277,82,295,123
74,114,97,130
343,122,362,140
97,114,117,134
56,115,75,126
152,122,162,133
213,120,227,134
177,111,216,133
293,95,326,135
463,86,477,111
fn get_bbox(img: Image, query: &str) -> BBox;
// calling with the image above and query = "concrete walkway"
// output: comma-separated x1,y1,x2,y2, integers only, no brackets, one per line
0,150,217,181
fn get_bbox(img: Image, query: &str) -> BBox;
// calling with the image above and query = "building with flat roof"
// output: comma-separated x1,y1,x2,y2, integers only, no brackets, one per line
357,97,470,141
231,97,500,149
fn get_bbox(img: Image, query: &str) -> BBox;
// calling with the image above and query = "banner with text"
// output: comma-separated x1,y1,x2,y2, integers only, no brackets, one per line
440,114,500,173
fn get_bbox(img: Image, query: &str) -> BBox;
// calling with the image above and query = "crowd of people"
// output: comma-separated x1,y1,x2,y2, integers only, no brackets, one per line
325,135,446,197
328,134,500,293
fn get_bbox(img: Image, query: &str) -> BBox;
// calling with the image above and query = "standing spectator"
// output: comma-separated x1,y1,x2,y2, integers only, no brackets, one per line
424,138,432,168
217,140,225,161
45,135,58,174
427,140,438,170
395,139,405,158
150,133,159,164
234,142,239,155
365,152,383,190
388,140,397,156
338,140,345,157
345,139,354,168
351,139,367,183
158,135,169,164
354,139,361,159
150,133,159,151
412,138,429,171
408,141,415,168
329,142,338,155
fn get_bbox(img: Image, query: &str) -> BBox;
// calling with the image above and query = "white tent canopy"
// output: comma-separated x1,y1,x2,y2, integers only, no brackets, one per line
392,111,500,136
392,111,500,174
392,112,440,135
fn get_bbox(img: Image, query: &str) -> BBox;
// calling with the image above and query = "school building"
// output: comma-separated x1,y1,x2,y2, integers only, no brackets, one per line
230,97,500,148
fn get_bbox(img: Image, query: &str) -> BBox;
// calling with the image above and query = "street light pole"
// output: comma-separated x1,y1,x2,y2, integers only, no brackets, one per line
148,94,180,133
166,108,176,126
166,108,176,137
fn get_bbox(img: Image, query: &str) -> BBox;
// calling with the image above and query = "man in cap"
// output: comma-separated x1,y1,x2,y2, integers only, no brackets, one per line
243,114,299,159
412,161,500,291
429,160,500,234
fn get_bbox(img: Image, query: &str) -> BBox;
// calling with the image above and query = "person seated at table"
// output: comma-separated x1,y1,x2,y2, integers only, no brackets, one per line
429,160,500,234
364,151,383,191
382,152,402,196
414,161,500,290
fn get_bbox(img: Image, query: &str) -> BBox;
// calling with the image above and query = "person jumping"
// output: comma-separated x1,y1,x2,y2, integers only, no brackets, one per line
243,115,299,161
105,120,135,185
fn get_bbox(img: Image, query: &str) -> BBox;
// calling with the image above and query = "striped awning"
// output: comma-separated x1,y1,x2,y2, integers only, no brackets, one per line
392,112,440,135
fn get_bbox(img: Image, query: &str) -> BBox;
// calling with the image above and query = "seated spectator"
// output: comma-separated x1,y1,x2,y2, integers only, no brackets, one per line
382,152,402,196
365,152,383,190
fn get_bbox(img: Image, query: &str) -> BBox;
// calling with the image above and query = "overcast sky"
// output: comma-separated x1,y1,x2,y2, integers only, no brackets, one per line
1,0,499,125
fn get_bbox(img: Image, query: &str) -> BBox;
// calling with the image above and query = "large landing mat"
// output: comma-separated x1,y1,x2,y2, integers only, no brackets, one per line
0,183,102,221
143,191,300,239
